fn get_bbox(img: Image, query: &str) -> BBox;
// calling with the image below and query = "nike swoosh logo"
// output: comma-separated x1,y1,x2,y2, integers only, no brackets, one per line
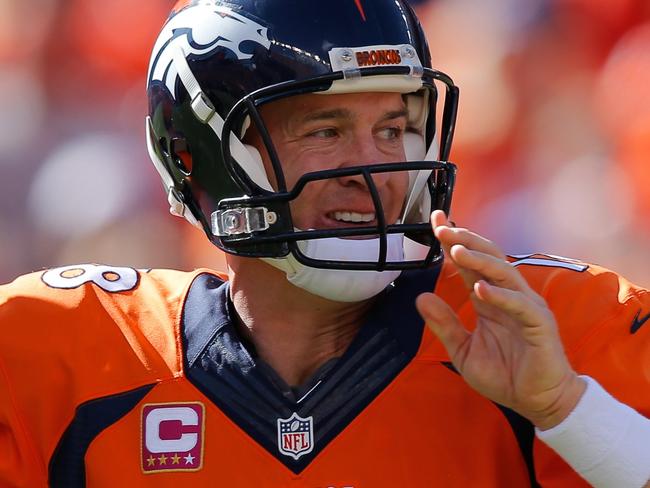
631,309,650,334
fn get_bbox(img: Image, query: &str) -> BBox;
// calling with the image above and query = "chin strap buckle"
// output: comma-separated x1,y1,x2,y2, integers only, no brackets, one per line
212,207,278,236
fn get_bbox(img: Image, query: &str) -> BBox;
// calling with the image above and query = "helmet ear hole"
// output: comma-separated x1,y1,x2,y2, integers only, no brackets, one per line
171,138,193,175
158,137,170,158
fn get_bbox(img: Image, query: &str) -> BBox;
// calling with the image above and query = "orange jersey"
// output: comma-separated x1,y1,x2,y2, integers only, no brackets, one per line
0,257,648,487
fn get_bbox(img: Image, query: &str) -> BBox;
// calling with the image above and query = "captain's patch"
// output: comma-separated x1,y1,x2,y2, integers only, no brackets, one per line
141,403,205,473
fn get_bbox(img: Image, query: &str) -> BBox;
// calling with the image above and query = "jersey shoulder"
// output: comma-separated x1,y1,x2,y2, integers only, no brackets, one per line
432,254,649,354
1,264,198,324
511,253,649,343
0,265,226,481
0,264,227,378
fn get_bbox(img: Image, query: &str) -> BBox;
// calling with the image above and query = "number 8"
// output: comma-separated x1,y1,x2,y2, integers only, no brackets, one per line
42,264,139,293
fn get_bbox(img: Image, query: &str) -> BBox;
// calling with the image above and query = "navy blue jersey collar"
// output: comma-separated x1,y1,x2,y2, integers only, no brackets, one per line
180,266,442,473
182,266,441,372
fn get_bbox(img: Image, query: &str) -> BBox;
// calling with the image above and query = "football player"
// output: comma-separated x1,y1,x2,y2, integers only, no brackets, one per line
1,1,649,487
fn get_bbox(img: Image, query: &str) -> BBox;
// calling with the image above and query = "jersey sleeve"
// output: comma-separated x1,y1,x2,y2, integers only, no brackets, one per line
522,260,650,487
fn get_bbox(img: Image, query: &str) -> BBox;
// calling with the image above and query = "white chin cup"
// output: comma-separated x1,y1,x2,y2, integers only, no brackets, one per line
262,233,407,302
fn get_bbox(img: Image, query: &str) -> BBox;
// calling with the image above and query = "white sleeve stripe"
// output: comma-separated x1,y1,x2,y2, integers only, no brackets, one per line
510,258,588,272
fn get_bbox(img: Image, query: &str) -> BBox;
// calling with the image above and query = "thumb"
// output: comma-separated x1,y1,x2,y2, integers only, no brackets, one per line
416,292,470,359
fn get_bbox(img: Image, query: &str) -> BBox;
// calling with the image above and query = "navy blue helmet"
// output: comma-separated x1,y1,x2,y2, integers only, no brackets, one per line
146,0,458,272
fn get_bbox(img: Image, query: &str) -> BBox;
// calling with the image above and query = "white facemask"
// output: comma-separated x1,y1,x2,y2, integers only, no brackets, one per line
262,233,407,302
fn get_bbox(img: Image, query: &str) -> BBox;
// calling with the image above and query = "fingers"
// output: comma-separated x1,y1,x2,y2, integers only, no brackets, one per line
431,211,552,335
416,292,470,359
431,209,449,229
451,244,531,293
473,280,555,337
431,210,480,288
431,210,506,261
431,211,530,295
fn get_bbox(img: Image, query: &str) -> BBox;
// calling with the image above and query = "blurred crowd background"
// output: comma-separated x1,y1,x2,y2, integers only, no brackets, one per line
1,0,649,286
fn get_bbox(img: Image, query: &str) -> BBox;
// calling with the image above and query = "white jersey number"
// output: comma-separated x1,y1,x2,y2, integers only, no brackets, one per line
509,253,589,272
42,264,139,293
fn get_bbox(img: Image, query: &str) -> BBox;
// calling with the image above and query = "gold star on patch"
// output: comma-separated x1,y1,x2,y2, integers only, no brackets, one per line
146,456,155,467
158,454,168,465
171,453,181,465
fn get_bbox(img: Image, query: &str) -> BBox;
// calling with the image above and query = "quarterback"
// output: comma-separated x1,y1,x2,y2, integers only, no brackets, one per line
1,1,650,487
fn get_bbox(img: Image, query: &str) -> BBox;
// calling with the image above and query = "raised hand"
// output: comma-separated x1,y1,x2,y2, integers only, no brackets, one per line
416,210,586,429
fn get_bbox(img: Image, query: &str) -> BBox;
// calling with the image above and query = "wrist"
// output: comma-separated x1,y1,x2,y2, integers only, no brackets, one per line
529,374,587,431
536,375,650,488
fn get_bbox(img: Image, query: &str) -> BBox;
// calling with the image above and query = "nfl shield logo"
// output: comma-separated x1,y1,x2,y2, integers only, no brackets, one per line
277,413,314,460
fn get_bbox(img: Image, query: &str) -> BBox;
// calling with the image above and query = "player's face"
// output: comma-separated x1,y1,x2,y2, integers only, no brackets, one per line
248,92,410,231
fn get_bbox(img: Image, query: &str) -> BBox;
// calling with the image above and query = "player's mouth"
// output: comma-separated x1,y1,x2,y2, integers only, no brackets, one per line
328,211,376,224
316,211,383,239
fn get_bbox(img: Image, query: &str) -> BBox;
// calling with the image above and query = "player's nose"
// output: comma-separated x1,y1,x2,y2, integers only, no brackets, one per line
337,133,393,190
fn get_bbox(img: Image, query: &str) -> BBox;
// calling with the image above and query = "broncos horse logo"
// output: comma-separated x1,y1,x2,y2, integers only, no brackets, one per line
147,1,271,99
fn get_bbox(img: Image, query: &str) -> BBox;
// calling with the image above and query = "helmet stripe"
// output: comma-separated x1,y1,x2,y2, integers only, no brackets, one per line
354,0,367,22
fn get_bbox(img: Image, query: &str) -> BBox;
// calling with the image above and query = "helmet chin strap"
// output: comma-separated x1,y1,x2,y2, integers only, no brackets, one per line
262,234,406,302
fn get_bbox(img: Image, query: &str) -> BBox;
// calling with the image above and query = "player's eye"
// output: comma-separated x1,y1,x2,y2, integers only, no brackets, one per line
307,128,338,139
377,126,404,140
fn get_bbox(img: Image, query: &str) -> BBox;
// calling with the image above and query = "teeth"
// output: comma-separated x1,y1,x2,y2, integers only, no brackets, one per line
333,211,375,223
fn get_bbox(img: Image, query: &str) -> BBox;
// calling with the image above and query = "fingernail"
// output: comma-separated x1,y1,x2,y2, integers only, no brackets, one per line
476,280,491,292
